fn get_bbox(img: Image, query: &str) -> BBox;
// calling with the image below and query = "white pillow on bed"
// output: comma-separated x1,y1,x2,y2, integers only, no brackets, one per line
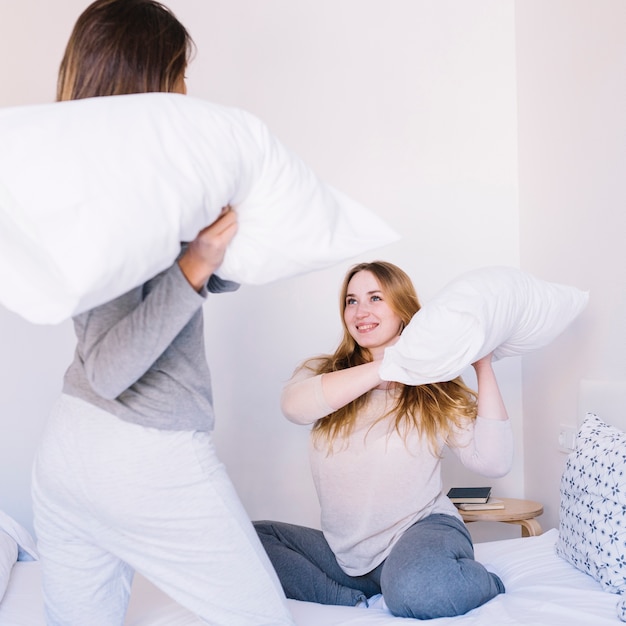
0,510,38,564
0,531,18,603
556,413,626,621
379,266,588,385
0,93,398,325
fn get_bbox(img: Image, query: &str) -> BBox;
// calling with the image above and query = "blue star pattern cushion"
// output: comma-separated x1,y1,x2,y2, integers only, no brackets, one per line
556,413,626,621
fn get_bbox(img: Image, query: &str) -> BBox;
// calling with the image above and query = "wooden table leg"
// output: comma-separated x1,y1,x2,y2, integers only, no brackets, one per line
505,518,543,537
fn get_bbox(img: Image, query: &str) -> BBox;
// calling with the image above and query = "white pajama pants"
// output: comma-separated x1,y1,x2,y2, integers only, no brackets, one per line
31,394,294,626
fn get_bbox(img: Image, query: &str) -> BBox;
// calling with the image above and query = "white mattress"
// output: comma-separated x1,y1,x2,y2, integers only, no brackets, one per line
0,529,622,625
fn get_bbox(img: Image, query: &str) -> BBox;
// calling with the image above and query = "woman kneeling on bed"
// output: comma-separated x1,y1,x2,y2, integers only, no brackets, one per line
30,2,294,625
254,260,512,620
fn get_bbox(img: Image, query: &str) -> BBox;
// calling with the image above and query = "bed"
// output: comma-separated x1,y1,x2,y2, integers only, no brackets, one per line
0,528,621,626
1,379,625,625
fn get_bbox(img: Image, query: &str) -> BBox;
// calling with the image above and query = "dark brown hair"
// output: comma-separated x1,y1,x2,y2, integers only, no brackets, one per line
57,0,194,101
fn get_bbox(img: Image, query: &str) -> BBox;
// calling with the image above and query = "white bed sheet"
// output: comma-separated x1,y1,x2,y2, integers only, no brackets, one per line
0,529,621,625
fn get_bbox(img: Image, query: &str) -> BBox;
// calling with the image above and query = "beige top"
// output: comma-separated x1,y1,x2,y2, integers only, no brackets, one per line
282,365,513,576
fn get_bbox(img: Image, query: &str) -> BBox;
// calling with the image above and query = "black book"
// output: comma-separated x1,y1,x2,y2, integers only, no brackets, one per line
446,486,492,504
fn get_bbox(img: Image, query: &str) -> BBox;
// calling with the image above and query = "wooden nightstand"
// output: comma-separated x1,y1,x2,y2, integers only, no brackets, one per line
458,498,544,537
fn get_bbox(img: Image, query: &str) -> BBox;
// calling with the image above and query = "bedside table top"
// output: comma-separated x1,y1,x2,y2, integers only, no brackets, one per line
458,497,543,523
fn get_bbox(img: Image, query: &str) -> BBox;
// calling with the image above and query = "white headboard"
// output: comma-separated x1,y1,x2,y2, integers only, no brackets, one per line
578,379,626,430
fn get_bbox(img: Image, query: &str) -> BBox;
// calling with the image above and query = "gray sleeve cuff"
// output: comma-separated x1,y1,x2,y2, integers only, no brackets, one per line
207,275,241,294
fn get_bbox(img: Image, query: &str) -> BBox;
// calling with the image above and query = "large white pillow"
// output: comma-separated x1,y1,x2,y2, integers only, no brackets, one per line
379,266,588,385
0,531,17,603
0,93,398,325
556,413,626,621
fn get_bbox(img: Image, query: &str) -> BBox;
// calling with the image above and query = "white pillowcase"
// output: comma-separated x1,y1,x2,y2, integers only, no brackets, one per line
0,531,18,603
0,93,398,324
379,266,588,385
0,510,38,563
0,510,37,604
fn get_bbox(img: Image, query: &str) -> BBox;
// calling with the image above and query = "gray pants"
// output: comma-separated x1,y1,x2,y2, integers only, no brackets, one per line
254,513,504,619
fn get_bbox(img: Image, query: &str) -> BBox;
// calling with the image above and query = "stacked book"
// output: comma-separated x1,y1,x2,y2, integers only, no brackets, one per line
446,486,504,511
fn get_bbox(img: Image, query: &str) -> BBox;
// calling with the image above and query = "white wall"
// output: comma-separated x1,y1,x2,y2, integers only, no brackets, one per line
516,0,626,530
0,0,89,537
0,1,521,541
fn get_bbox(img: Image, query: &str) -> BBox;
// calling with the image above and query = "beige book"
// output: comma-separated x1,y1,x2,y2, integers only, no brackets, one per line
457,499,505,511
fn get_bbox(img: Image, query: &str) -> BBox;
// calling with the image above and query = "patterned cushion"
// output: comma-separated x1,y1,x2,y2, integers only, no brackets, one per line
556,413,626,620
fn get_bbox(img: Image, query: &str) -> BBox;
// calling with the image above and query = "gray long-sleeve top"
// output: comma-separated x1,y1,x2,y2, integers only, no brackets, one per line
63,255,237,431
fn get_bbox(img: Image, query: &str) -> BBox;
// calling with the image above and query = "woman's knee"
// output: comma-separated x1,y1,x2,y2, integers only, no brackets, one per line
252,519,274,537
381,571,458,619
380,565,436,619
381,558,504,619
252,520,288,560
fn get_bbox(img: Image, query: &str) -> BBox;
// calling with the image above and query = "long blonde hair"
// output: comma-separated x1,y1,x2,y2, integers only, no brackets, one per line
309,261,477,452
57,0,194,101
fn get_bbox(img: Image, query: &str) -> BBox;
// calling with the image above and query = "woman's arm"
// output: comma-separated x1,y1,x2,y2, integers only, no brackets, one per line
79,209,237,399
449,353,513,476
178,207,238,291
281,360,384,425
472,352,509,422
321,361,385,410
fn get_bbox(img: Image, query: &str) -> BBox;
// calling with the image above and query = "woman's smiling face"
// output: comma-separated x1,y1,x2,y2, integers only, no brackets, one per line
343,270,403,359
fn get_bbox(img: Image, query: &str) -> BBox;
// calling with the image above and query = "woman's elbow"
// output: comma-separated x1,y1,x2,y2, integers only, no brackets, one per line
83,368,124,400
89,380,123,400
280,393,321,426
491,462,512,479
482,455,513,478
280,394,307,425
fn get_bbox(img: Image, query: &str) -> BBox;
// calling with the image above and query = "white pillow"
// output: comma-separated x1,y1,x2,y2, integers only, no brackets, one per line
379,266,588,385
0,93,398,325
0,531,17,603
556,413,626,621
0,510,38,563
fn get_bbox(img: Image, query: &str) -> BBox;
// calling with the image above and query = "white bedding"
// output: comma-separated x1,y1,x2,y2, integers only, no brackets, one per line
0,528,622,625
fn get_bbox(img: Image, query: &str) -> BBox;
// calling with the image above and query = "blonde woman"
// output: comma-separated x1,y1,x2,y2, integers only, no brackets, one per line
255,260,512,619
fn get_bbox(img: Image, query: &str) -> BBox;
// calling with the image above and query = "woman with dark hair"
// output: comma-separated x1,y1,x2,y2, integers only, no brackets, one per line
31,2,294,624
255,260,512,620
